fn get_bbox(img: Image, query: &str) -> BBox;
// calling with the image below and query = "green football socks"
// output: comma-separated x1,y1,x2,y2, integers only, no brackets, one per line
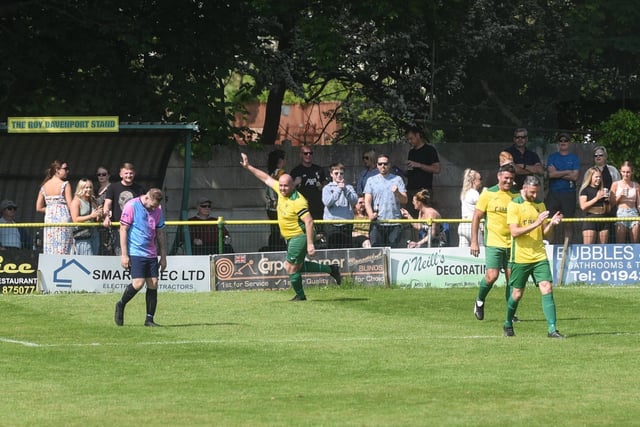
302,261,331,274
542,293,557,333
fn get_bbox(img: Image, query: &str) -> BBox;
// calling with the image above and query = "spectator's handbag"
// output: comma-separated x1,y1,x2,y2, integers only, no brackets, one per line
73,226,92,240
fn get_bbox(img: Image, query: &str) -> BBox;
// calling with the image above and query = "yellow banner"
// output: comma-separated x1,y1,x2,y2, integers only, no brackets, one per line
8,116,119,133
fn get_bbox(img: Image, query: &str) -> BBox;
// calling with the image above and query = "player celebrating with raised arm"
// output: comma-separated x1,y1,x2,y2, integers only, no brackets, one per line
504,175,564,338
240,153,341,301
470,164,520,321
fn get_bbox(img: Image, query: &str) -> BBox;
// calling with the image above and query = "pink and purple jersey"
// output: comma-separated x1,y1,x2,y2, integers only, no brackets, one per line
120,197,165,258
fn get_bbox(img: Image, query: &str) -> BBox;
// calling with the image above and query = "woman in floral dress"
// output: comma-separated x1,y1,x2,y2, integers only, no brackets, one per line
36,160,73,254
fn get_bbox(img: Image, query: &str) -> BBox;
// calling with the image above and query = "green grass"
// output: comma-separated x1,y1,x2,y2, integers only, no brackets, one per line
1,286,639,426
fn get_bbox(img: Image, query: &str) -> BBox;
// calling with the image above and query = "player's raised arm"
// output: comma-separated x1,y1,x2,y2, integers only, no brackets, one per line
240,153,275,187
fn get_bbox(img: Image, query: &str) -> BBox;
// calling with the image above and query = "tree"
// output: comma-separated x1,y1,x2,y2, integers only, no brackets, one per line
597,110,640,178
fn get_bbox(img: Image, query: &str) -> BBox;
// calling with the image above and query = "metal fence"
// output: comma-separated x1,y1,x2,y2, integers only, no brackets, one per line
0,216,638,256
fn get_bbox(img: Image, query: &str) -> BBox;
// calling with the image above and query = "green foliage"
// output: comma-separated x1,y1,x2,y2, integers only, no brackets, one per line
597,110,640,175
2,287,640,425
2,1,640,148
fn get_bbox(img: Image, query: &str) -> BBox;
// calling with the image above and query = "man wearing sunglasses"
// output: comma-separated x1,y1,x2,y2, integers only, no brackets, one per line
364,154,408,247
592,146,620,191
322,163,358,248
503,128,544,189
290,146,327,223
546,133,580,244
186,197,233,255
0,200,29,250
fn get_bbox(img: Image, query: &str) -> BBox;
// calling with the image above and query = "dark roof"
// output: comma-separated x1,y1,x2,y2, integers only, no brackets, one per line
0,122,197,222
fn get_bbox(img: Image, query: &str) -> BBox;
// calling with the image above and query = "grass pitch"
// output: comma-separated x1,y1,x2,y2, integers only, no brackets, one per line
1,286,639,426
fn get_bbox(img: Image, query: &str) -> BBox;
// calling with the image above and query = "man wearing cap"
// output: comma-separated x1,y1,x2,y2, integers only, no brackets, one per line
0,200,27,250
186,197,233,255
546,133,580,244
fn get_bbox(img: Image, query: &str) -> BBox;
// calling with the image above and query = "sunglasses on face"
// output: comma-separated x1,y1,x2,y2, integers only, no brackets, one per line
362,156,369,160
594,154,604,158
302,152,313,156
97,172,108,177
559,138,569,142
377,162,389,166
514,136,527,140
5,207,16,211
200,204,211,208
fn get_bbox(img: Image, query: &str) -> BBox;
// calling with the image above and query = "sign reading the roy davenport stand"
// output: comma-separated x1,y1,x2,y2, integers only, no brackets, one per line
8,116,119,133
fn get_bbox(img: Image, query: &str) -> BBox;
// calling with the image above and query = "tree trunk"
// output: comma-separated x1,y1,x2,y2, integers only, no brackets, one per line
260,80,286,145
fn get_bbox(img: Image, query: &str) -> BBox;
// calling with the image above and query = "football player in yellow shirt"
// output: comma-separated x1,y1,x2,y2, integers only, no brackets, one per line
240,153,341,301
504,175,564,338
470,164,519,320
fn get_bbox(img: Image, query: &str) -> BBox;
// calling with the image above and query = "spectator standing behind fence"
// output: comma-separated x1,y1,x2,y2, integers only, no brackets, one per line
352,196,371,248
610,161,640,243
266,149,286,251
406,125,440,216
322,163,358,249
240,153,341,301
70,179,103,255
458,169,484,248
592,146,620,191
545,133,580,244
364,154,408,248
579,168,610,244
290,146,327,222
102,162,145,255
95,166,113,255
504,128,544,189
114,188,166,327
187,197,233,255
36,160,73,254
401,189,443,248
356,149,379,196
0,200,29,250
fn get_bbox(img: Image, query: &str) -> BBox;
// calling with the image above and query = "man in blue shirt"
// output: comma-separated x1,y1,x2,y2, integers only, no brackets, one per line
546,133,580,244
364,154,408,247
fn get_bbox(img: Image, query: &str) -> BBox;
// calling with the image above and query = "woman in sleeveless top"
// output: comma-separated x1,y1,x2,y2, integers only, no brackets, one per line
401,188,443,248
458,168,484,247
95,166,113,255
70,179,103,255
35,160,73,254
578,167,610,244
611,161,640,243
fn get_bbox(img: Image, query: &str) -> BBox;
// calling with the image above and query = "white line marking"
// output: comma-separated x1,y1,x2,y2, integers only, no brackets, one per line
0,337,42,347
2,332,638,348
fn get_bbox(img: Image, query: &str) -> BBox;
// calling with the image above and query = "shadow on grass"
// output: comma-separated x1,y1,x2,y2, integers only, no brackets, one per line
311,297,370,302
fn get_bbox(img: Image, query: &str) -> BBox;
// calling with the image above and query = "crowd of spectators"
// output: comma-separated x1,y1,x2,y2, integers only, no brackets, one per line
6,126,639,257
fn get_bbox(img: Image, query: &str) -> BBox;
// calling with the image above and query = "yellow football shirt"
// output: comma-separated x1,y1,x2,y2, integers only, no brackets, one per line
272,181,310,240
475,185,519,248
507,197,548,264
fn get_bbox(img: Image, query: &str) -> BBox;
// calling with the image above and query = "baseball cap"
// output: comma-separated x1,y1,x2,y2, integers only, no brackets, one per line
197,197,211,206
0,200,17,211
